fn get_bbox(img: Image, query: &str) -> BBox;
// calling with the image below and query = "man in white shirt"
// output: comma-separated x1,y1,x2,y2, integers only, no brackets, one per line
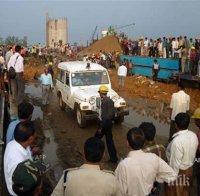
144,37,149,56
4,121,36,196
115,127,177,196
169,87,190,141
117,63,127,90
7,45,25,104
171,38,177,58
166,113,198,195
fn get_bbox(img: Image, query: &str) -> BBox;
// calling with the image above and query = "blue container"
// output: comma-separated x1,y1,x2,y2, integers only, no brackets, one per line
120,55,180,80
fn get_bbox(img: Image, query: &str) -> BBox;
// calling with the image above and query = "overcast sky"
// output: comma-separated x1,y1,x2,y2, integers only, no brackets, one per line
0,0,200,45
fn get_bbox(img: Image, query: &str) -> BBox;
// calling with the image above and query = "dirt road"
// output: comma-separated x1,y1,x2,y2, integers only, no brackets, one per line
25,81,198,195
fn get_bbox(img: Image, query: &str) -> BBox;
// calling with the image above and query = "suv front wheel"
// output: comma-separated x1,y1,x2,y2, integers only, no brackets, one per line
76,107,87,128
58,94,66,110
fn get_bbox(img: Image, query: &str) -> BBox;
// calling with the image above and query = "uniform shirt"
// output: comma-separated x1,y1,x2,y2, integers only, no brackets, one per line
51,164,117,196
117,65,127,77
115,150,177,196
39,73,53,87
166,129,198,174
6,119,20,144
4,140,33,196
7,52,24,73
101,96,115,121
170,90,190,120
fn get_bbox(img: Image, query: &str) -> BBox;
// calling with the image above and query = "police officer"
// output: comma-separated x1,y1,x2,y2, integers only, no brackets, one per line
51,137,117,196
95,85,118,163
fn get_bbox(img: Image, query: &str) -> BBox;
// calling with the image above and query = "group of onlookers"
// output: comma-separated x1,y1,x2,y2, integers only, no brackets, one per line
4,100,200,195
0,45,26,104
83,50,121,69
0,44,55,106
1,42,200,195
29,43,81,60
120,36,200,76
2,80,200,195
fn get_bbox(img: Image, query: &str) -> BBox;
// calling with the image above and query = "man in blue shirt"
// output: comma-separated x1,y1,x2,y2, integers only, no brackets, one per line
6,101,34,144
38,67,53,105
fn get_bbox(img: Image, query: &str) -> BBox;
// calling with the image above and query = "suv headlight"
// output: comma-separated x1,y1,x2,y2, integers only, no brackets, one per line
89,96,96,105
120,102,126,106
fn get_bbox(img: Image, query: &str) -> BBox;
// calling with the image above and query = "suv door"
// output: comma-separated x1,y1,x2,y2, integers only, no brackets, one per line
62,72,71,107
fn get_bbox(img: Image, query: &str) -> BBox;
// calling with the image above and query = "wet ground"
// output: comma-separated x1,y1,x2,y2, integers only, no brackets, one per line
25,82,198,194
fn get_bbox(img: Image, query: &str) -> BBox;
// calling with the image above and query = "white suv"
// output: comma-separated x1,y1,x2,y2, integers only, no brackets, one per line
56,61,129,128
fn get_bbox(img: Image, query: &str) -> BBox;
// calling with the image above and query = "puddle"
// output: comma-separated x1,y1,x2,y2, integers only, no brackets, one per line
43,128,63,183
25,83,63,183
25,83,42,99
124,107,170,139
32,106,43,120
124,98,171,143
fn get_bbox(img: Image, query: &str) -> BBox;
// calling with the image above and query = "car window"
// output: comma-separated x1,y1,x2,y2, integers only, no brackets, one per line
71,71,109,86
66,73,69,86
58,70,65,83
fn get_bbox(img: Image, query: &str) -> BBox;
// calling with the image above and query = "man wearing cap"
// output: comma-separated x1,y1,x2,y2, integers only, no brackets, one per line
52,137,118,196
95,85,118,163
192,108,200,195
12,159,43,196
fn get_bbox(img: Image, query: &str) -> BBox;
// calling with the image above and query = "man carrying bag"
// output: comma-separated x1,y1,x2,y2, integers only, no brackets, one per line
7,45,25,104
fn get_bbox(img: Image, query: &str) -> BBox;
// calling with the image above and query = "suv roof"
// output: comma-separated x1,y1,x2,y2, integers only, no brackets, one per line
58,61,107,72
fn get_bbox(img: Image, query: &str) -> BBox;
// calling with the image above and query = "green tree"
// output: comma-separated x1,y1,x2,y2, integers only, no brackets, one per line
4,36,24,45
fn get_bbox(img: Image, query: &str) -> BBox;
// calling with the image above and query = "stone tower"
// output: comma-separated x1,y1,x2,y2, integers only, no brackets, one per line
46,13,68,47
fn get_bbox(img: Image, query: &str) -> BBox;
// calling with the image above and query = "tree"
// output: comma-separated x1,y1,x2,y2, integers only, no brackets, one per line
4,36,24,46
0,37,4,45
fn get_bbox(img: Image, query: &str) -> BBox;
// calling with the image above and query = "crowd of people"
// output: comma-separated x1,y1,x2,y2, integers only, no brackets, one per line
2,79,200,196
1,43,200,196
119,36,200,75
0,44,55,106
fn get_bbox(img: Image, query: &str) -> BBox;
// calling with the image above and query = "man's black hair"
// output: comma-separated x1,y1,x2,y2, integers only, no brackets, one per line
175,113,190,130
18,102,34,120
13,183,38,196
127,127,145,150
139,122,156,141
154,59,157,63
84,137,105,163
14,121,35,143
15,45,22,53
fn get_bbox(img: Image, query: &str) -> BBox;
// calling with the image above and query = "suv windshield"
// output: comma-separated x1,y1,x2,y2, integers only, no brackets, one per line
71,71,109,86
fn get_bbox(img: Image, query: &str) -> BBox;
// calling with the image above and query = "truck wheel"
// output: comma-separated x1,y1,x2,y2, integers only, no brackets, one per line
114,115,124,124
76,107,87,128
58,95,66,110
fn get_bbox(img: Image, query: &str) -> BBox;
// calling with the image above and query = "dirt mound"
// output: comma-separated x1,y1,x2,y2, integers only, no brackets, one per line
78,35,122,56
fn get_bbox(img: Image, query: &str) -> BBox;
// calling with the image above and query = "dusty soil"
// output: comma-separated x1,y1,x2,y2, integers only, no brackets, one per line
109,70,200,112
77,35,122,56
